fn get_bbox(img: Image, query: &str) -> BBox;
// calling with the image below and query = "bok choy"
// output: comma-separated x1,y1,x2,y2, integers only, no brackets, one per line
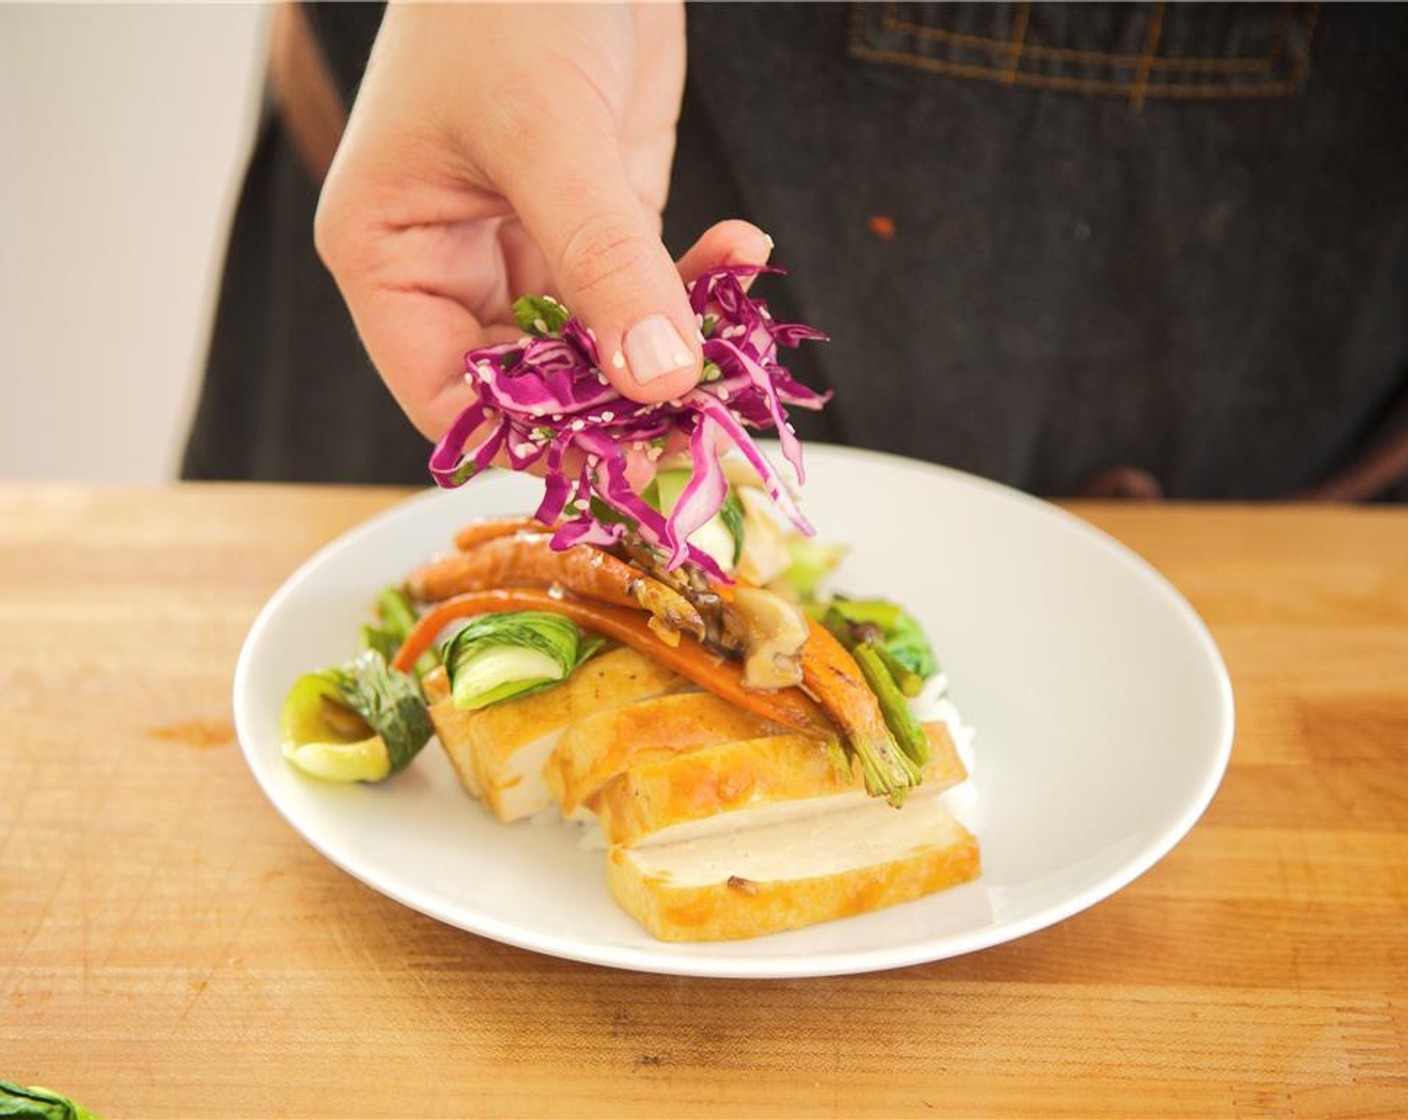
280,649,432,782
440,611,604,711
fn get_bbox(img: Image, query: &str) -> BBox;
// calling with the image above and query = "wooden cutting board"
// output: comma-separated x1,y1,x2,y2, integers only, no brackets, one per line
1,485,1405,1118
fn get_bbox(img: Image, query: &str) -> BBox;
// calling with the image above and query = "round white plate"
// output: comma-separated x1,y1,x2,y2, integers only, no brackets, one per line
234,444,1233,978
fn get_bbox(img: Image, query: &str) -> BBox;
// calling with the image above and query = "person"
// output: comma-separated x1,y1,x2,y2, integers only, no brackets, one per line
183,2,1408,501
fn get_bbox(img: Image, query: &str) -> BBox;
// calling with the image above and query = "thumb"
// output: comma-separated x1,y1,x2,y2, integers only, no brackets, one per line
496,118,701,404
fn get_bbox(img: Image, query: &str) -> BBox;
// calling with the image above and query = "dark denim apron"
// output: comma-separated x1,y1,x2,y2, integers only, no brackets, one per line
185,3,1408,501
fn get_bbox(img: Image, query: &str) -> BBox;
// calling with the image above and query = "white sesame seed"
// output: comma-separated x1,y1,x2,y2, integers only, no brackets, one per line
611,350,626,370
533,317,548,333
600,410,614,423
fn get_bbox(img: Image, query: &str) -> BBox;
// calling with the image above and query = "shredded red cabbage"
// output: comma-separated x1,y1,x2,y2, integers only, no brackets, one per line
428,265,829,576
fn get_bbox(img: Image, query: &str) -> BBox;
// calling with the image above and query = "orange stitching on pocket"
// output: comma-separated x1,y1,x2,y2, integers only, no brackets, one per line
1003,3,1032,84
1141,2,1320,97
850,38,1138,98
852,2,1320,100
1128,1,1166,109
882,1,1292,72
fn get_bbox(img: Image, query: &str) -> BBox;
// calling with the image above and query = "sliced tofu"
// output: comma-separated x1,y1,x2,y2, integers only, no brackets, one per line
426,647,685,822
594,720,967,848
607,796,980,941
544,691,781,819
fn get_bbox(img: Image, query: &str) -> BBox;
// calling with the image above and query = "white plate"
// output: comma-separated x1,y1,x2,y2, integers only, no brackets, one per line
234,445,1233,978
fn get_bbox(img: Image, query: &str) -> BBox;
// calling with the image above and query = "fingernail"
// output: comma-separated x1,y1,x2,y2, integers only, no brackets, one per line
623,315,693,384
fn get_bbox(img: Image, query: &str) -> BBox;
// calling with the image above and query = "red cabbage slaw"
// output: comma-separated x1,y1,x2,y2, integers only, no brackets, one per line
428,265,829,578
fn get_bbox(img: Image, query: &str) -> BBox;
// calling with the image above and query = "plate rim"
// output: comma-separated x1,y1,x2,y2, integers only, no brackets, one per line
232,444,1235,978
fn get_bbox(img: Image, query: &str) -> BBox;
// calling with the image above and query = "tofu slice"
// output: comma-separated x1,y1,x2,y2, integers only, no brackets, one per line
544,691,781,819
594,721,968,848
607,796,980,941
426,648,685,822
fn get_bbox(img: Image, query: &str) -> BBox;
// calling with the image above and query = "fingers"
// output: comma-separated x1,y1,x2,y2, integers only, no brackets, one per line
497,99,704,405
315,0,771,445
675,219,774,285
345,288,512,443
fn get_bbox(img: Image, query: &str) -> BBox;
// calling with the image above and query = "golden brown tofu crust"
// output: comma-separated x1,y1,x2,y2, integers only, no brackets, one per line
606,818,981,942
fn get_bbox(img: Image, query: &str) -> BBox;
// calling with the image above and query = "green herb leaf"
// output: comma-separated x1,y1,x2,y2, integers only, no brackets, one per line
512,294,570,338
0,1080,101,1120
449,460,482,486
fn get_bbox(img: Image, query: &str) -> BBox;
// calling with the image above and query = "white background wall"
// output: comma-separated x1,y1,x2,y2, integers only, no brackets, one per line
0,3,270,482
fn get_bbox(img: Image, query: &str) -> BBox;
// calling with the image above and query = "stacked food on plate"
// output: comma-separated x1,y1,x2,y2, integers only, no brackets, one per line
278,266,980,941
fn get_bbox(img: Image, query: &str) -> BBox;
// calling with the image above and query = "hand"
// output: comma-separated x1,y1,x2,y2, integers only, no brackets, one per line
314,1,772,444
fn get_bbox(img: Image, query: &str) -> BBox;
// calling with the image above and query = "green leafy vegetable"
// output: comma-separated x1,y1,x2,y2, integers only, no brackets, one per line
653,468,745,572
885,609,940,680
440,611,604,711
362,586,437,676
827,597,939,681
783,538,847,600
717,489,746,566
512,294,570,338
280,650,432,782
376,586,419,639
0,1081,100,1120
821,609,933,780
359,623,399,663
329,650,434,771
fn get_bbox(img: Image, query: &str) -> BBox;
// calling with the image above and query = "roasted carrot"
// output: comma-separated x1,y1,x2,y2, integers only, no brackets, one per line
392,589,834,740
452,517,550,552
408,534,705,639
799,618,921,801
693,573,914,799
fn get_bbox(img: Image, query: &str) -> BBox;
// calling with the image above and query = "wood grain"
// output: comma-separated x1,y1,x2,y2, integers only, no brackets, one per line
1,486,1405,1119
